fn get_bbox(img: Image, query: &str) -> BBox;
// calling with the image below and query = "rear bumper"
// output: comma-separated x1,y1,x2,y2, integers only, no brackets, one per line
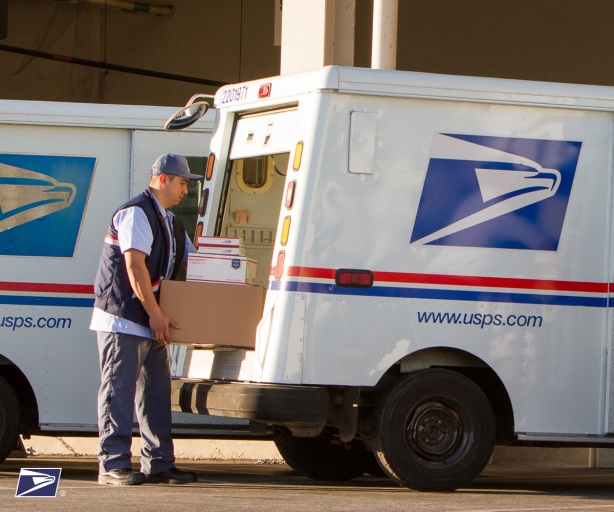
171,379,329,426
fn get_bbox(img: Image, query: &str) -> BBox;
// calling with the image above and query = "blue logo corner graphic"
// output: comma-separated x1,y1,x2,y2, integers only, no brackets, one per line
0,154,96,257
15,468,62,497
410,133,582,251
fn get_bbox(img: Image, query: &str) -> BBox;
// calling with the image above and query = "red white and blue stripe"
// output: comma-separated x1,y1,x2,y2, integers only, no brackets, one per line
268,267,610,308
0,282,94,307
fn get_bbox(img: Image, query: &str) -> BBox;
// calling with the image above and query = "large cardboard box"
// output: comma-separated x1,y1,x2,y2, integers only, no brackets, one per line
160,280,266,348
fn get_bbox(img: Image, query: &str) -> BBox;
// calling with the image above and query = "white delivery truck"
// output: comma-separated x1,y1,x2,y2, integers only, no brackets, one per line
168,65,614,491
0,99,263,466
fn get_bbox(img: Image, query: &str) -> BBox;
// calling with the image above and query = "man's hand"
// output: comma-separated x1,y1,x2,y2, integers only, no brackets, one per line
124,249,180,344
149,310,180,345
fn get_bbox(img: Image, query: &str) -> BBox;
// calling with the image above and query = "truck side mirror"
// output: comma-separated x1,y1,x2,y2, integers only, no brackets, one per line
165,94,213,131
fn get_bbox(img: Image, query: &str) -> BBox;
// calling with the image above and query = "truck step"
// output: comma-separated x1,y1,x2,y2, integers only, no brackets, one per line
180,348,255,381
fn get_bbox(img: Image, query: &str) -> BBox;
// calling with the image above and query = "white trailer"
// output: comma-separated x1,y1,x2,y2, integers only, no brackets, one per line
170,65,614,491
0,100,262,465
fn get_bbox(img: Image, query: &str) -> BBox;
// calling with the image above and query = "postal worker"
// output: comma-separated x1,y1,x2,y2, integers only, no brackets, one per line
91,153,199,485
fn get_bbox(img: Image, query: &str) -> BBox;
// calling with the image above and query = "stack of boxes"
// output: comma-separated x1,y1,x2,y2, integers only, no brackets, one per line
159,236,265,348
186,236,257,286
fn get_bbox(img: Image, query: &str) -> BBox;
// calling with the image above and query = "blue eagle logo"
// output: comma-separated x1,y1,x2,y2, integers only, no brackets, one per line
0,154,96,257
0,163,76,231
410,134,582,251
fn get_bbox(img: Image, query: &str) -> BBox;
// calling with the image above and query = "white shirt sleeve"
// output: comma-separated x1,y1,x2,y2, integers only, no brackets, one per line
113,207,154,255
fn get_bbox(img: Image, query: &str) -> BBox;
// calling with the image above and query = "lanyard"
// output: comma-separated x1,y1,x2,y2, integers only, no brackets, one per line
165,211,175,280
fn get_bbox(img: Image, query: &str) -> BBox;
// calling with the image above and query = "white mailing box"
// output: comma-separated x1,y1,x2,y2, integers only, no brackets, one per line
197,236,243,247
187,253,257,285
197,246,245,256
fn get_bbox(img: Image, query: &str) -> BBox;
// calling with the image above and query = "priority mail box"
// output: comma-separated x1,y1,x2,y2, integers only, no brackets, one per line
160,280,266,348
187,253,257,285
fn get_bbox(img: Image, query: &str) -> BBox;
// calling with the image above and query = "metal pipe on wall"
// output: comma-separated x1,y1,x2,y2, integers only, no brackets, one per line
64,0,175,16
371,0,398,70
0,43,227,86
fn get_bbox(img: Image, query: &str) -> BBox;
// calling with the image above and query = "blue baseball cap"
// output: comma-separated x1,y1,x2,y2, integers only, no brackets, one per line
151,153,201,180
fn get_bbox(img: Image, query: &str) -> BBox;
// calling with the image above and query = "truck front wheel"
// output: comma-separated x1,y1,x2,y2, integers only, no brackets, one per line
372,368,495,492
273,426,375,481
0,375,20,464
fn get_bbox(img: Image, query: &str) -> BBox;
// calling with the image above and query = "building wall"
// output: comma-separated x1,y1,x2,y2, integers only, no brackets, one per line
0,0,280,106
3,2,614,102
356,0,614,86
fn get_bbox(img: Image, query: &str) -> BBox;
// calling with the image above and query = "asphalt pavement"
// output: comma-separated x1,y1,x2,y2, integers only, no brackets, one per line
2,456,614,511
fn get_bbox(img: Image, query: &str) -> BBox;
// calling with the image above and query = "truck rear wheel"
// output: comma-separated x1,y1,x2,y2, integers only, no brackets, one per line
372,368,495,492
273,427,375,481
0,375,20,464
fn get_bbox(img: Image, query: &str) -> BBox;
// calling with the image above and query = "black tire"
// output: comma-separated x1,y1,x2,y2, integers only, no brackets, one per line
273,427,375,481
372,368,495,492
0,375,20,464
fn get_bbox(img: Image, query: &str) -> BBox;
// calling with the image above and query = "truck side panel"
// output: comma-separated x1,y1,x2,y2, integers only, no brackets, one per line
270,94,612,436
0,123,130,426
0,117,221,431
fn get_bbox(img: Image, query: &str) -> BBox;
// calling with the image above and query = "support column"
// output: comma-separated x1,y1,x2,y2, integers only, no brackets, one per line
280,0,355,75
371,0,398,70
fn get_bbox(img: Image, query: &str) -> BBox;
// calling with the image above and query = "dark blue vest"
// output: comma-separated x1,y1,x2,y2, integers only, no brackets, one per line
93,188,186,327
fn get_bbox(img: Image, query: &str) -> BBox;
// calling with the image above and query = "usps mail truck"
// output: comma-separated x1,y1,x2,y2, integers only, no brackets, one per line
168,65,614,491
0,99,253,465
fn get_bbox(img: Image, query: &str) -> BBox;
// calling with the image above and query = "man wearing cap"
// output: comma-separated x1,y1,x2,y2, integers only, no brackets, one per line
91,153,200,485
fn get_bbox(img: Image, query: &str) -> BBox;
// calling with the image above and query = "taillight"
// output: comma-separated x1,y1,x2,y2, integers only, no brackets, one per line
258,83,272,98
205,153,215,181
194,222,203,248
198,188,209,216
293,141,303,171
285,180,296,209
274,251,285,280
281,216,291,246
335,269,373,288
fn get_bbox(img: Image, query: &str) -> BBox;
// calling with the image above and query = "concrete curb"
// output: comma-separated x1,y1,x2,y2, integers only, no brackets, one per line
11,436,614,469
16,436,284,462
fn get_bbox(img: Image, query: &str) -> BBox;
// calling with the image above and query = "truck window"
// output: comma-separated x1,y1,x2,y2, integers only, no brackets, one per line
236,155,273,192
170,156,207,241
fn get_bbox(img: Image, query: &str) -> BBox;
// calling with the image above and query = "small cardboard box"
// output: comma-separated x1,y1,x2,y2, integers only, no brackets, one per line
160,280,266,347
233,210,251,224
187,254,257,285
197,246,245,256
197,236,243,248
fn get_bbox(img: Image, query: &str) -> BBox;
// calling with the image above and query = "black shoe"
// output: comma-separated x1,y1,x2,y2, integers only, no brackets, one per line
98,469,145,486
145,466,197,485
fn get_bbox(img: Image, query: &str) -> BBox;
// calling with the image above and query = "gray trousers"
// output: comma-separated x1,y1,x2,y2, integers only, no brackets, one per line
97,331,175,475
